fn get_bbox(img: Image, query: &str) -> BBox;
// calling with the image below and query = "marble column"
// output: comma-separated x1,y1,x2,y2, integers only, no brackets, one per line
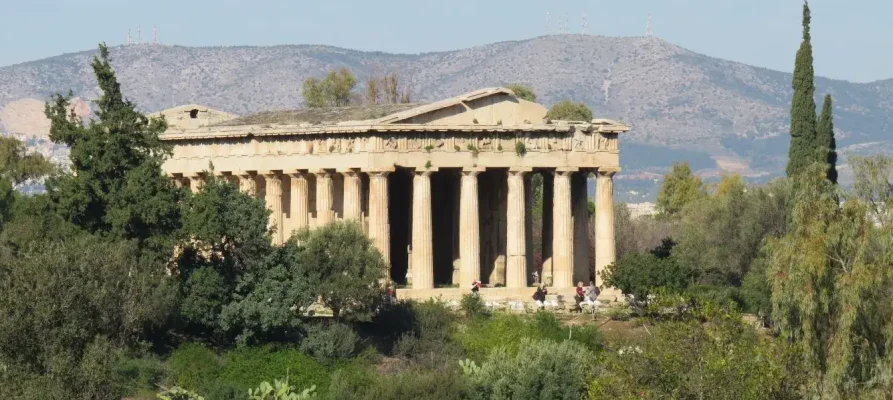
368,170,391,267
411,169,435,289
596,168,622,300
541,172,554,284
552,169,576,288
237,171,257,196
506,168,530,288
287,171,310,234
315,170,335,226
262,171,284,245
188,173,203,193
341,169,362,221
573,171,591,284
459,167,483,288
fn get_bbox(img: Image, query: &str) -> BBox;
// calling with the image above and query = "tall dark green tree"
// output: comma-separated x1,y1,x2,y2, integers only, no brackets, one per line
817,94,838,183
786,1,818,177
44,43,182,243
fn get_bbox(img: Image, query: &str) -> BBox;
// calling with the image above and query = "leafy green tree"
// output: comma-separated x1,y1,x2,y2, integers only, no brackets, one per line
816,93,838,183
302,68,357,108
673,175,788,285
296,221,384,320
44,43,182,243
766,164,893,397
849,154,893,222
655,162,705,217
0,137,54,185
505,84,536,102
545,100,593,121
600,239,695,305
786,1,819,177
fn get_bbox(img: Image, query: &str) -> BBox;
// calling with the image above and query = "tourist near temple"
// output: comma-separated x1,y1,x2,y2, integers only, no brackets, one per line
156,87,630,302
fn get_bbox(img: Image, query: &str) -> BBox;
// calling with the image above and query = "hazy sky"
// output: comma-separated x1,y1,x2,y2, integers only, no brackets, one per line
1,0,891,82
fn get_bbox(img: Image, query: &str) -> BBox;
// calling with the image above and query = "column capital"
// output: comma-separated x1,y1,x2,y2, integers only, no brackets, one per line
555,167,580,172
414,168,438,176
235,170,256,178
312,169,333,178
337,168,360,176
186,171,206,179
367,170,392,178
597,167,621,177
166,172,181,179
462,166,485,177
284,169,308,178
258,170,282,178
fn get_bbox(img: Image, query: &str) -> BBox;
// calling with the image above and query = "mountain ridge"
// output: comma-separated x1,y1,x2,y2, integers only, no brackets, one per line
1,34,891,186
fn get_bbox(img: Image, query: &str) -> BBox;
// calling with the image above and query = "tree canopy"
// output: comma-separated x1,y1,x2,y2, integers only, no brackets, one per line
302,68,358,108
505,84,536,102
786,1,819,178
816,93,838,183
655,162,706,217
545,100,593,122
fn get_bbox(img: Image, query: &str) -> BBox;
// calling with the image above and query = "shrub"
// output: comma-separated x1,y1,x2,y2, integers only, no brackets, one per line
166,343,222,392
459,294,488,318
545,101,593,122
299,322,358,365
600,240,695,307
456,313,603,361
113,353,168,397
589,317,803,399
217,346,329,397
469,338,592,400
248,379,316,399
514,141,527,156
329,365,470,400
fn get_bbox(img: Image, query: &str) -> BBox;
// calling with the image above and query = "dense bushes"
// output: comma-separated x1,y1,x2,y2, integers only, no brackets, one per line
300,322,358,365
468,338,593,400
455,312,603,361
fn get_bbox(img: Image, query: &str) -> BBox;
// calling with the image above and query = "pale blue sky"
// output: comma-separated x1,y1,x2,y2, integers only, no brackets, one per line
1,0,891,82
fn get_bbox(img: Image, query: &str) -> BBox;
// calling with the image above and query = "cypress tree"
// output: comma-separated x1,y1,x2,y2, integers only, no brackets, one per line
816,94,838,183
786,1,818,177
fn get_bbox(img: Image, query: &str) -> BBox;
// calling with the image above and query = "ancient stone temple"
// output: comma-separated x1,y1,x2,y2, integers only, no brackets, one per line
159,87,629,300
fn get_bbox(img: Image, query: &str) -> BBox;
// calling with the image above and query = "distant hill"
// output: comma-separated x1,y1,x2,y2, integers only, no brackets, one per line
1,34,891,199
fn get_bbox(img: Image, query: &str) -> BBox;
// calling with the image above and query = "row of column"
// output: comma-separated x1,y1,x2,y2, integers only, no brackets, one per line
174,166,617,290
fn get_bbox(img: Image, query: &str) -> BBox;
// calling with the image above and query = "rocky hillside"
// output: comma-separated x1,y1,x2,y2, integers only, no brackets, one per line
1,34,891,189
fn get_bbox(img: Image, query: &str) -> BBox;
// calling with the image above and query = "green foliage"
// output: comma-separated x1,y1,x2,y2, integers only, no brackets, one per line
302,68,357,108
0,235,175,397
787,1,819,178
299,322,358,365
45,43,182,242
514,141,526,156
114,353,169,396
590,315,803,399
0,136,54,185
672,175,788,285
655,162,705,217
739,253,773,318
505,84,536,102
601,239,694,306
455,312,603,361
295,221,384,321
248,379,316,400
217,346,329,397
469,338,592,400
219,241,316,345
158,387,206,400
328,364,470,400
466,143,479,157
167,343,222,392
545,100,593,122
459,293,488,318
392,300,461,366
766,163,893,397
816,94,837,183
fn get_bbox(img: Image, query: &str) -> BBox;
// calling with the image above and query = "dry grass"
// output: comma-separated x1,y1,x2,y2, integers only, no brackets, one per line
216,103,421,126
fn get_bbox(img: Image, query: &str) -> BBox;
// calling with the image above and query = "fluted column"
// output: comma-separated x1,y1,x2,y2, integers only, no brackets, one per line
596,168,622,300
341,169,362,221
287,171,310,234
506,168,530,288
368,170,391,272
262,171,284,245
459,168,483,288
188,173,203,193
314,170,335,226
411,169,435,289
552,169,576,288
237,171,257,196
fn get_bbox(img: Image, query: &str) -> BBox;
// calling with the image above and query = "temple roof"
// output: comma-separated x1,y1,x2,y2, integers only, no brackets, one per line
217,103,420,126
161,87,631,139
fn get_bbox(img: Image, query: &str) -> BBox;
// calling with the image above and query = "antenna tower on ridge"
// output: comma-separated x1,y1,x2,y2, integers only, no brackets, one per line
582,9,588,34
646,14,653,37
563,12,569,34
137,25,142,44
153,25,158,44
545,11,552,35
126,29,132,45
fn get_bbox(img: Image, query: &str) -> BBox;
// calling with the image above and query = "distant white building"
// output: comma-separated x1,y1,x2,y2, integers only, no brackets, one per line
626,202,656,219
